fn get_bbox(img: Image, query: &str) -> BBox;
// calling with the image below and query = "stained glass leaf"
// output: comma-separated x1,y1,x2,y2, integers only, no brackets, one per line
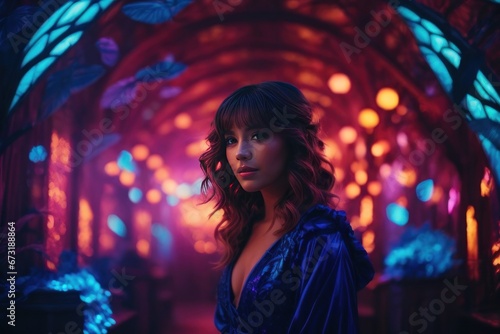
135,56,186,82
122,0,191,24
96,37,119,66
100,76,138,109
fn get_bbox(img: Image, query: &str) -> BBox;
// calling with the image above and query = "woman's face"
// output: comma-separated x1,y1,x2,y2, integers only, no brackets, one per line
224,125,288,193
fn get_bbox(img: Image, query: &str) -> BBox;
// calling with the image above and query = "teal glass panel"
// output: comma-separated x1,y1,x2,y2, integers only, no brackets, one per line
25,1,72,51
397,7,420,22
10,57,56,112
413,25,430,45
416,179,434,202
99,0,115,10
421,19,442,34
473,80,490,102
421,46,452,93
386,203,409,226
50,31,83,56
22,34,48,67
76,3,100,25
48,24,70,44
466,94,486,119
477,71,500,105
441,47,461,68
484,105,500,123
107,214,126,237
430,34,448,53
59,1,91,26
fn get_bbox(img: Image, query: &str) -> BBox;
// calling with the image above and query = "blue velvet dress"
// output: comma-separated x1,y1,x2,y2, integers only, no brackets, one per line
214,203,375,334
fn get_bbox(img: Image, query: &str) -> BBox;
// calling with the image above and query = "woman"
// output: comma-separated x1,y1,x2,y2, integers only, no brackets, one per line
199,81,374,333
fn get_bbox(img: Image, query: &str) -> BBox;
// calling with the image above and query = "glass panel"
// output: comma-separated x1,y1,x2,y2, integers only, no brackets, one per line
50,31,83,56
58,1,91,26
441,47,461,68
22,34,48,67
466,94,486,119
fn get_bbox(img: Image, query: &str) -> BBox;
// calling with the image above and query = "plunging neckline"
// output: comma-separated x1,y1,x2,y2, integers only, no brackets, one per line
226,203,322,311
228,235,285,310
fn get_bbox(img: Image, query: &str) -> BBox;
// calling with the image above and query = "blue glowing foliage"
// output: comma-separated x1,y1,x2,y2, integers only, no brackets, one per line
386,203,409,226
46,269,115,334
135,54,186,82
122,0,192,24
397,5,462,96
100,54,186,109
9,0,114,113
416,179,434,202
129,187,143,203
384,223,459,279
107,214,127,237
117,150,137,172
152,223,173,258
167,195,179,206
96,37,119,66
29,145,47,162
41,63,105,120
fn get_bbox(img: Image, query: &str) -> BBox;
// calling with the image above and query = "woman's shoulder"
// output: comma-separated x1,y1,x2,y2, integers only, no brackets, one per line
297,203,352,238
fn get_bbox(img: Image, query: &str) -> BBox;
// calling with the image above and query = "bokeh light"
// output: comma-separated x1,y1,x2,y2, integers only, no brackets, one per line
328,73,351,94
376,87,399,110
339,126,357,144
131,144,149,161
358,108,380,129
146,154,163,169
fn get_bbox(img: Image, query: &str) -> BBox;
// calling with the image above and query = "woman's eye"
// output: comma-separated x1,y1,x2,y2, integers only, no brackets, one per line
252,131,268,141
225,137,235,145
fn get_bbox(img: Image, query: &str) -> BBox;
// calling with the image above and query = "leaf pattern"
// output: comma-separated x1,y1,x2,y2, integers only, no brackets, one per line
121,0,192,24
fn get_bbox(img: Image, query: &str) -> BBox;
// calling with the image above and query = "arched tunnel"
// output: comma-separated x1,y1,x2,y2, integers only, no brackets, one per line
1,0,499,333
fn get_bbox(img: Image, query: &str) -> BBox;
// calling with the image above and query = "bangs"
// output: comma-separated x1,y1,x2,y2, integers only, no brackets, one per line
215,86,278,135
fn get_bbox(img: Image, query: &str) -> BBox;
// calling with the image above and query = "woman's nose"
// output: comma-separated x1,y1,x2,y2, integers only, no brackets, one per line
236,142,251,161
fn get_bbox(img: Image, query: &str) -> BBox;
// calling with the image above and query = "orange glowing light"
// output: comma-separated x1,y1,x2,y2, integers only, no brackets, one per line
367,181,382,196
328,73,351,94
136,239,150,257
334,168,344,182
104,161,120,176
358,108,379,129
339,126,357,144
359,196,373,226
376,87,399,110
161,179,177,194
362,230,375,253
174,113,192,129
345,182,361,199
355,170,368,185
78,198,93,257
154,168,169,181
395,168,416,187
466,206,479,280
146,189,162,203
131,144,149,161
371,140,390,157
119,170,135,186
194,240,205,253
146,154,163,169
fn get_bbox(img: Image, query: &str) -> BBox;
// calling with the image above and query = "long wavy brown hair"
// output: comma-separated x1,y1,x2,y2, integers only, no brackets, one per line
199,81,338,270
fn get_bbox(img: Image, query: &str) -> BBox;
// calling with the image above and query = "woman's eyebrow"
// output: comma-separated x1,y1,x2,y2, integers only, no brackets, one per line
225,126,261,135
